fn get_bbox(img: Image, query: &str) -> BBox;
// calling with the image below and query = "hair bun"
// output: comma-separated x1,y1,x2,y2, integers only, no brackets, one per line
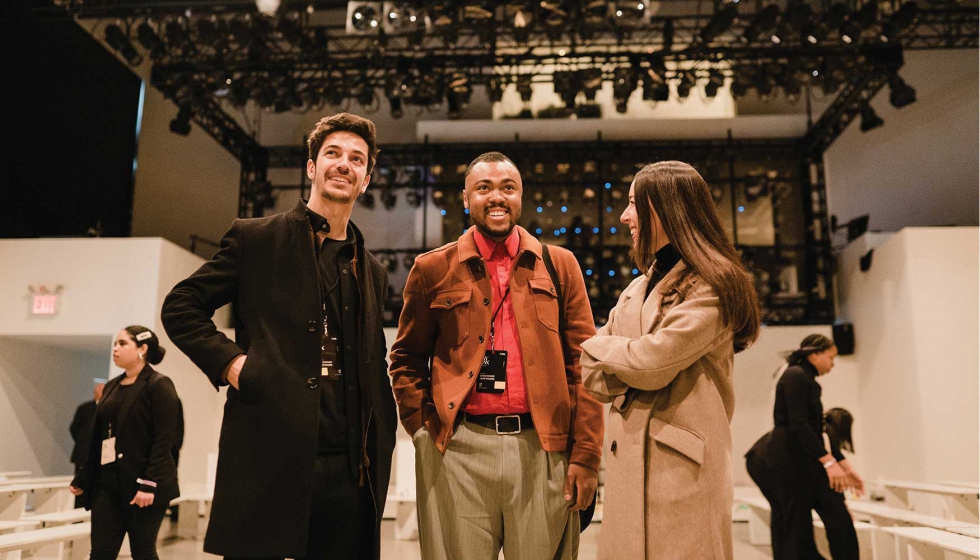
148,346,166,365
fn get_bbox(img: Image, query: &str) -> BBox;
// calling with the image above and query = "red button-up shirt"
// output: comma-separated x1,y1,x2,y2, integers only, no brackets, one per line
462,228,529,415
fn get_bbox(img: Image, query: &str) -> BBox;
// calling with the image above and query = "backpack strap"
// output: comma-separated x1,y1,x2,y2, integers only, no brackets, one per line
541,244,569,366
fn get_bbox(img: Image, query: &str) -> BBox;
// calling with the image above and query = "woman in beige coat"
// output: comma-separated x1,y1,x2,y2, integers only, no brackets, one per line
582,161,760,560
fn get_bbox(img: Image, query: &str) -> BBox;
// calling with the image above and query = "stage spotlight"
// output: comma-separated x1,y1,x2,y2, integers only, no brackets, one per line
642,59,670,102
541,1,570,41
880,1,917,42
104,22,144,66
380,188,397,210
859,104,884,132
164,19,188,47
553,71,580,107
413,69,444,106
580,69,603,102
355,79,377,108
741,4,780,43
429,2,460,45
612,66,638,113
675,71,696,99
888,74,916,108
729,70,749,98
446,72,473,119
383,2,424,33
169,106,193,136
516,74,533,102
507,3,534,44
485,76,506,103
699,2,738,43
704,70,725,98
347,2,383,34
135,21,166,59
194,16,220,46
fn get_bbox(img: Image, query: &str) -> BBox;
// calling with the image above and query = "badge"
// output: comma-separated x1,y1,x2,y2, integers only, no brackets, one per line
101,437,117,465
476,350,507,393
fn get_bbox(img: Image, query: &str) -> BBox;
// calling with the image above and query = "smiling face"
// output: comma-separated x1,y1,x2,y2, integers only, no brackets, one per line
807,345,838,375
621,181,669,253
306,130,371,205
463,160,523,241
111,329,145,370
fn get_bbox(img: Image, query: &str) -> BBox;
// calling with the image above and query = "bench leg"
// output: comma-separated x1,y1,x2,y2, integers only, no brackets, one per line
905,540,944,560
394,502,418,541
747,507,772,546
29,541,66,560
947,495,979,524
0,493,28,521
0,551,24,560
175,502,200,538
70,535,91,560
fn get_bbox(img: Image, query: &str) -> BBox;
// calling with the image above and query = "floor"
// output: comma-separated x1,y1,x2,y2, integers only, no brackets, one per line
153,519,773,560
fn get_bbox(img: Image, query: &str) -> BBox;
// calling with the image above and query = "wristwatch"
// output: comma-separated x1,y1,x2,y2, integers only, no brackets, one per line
823,459,837,469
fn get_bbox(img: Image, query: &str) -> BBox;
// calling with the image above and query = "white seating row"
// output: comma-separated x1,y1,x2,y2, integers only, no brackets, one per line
0,521,90,560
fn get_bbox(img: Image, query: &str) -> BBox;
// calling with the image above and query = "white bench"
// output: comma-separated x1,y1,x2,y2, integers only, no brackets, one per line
879,479,980,523
22,508,90,528
0,521,90,560
169,493,213,538
737,495,878,559
849,500,980,532
0,477,73,487
0,482,74,520
0,474,30,483
880,526,980,559
0,521,39,536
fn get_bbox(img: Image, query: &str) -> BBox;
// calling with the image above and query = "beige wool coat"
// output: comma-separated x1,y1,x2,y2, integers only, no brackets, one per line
581,261,736,560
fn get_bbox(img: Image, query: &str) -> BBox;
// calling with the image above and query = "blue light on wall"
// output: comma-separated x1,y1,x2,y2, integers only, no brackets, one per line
574,227,581,234
537,206,543,213
535,228,543,234
593,227,600,234
605,182,612,189
738,205,745,212
608,270,616,277
585,269,593,276
610,227,617,234
440,209,447,216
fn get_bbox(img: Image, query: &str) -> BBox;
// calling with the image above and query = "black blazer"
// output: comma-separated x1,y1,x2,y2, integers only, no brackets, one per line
69,400,97,466
161,200,396,559
71,365,181,508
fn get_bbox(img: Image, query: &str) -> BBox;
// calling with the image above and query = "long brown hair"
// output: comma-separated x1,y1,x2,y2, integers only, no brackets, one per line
632,161,760,351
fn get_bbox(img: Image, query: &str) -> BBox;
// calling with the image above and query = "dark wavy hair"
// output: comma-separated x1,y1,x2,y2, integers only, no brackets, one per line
631,161,760,352
306,112,380,174
825,407,855,453
786,334,836,367
124,325,166,365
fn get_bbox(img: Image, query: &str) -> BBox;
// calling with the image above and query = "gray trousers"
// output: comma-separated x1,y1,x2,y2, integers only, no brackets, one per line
413,420,580,560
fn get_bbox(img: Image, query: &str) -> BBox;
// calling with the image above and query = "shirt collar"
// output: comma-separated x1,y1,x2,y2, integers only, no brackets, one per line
654,243,682,273
473,227,520,261
306,206,355,246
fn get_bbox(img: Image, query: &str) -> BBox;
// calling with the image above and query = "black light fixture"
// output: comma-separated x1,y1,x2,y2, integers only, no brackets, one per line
675,70,696,99
580,68,603,102
643,58,670,102
380,187,398,210
541,0,570,41
485,76,506,103
859,103,884,132
446,72,473,119
358,191,376,209
888,74,917,108
135,20,165,59
104,22,144,66
700,2,738,43
612,66,638,113
169,106,193,136
729,69,749,98
741,4,780,43
507,3,534,44
516,74,533,102
552,71,580,107
164,19,189,47
350,3,382,32
704,69,725,98
880,1,918,42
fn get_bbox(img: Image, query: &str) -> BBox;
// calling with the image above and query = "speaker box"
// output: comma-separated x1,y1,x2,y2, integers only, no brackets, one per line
833,323,855,355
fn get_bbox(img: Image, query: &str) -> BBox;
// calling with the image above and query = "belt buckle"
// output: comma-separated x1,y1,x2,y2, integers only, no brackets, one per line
495,414,522,435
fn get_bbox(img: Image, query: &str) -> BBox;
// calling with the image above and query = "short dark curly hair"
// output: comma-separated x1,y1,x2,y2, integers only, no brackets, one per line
306,112,380,174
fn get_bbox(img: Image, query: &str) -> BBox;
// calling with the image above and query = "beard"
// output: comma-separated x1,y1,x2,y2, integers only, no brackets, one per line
473,204,521,239
314,177,358,205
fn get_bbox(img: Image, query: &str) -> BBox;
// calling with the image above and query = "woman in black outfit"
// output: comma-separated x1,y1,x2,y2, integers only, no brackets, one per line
70,326,181,560
744,334,865,559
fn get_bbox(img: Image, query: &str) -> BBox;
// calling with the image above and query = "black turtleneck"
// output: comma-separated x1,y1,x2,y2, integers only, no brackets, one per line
646,243,683,298
773,360,828,459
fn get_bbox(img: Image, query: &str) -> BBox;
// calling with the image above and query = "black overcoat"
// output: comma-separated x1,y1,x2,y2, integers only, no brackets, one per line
160,200,396,559
71,365,182,507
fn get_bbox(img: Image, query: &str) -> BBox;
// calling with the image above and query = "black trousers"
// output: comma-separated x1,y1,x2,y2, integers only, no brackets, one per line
90,488,169,560
225,453,369,560
757,432,860,560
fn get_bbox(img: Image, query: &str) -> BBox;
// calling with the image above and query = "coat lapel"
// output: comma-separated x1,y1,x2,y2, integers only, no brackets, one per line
639,260,689,335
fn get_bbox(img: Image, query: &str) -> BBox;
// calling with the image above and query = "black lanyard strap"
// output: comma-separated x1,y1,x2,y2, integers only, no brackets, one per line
488,286,511,350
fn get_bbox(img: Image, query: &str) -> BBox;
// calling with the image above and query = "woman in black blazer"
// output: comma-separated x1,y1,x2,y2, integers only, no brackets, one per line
70,326,181,560
744,335,864,560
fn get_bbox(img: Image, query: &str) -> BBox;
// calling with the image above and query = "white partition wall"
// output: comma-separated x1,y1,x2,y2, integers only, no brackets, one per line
837,228,980,486
0,238,229,493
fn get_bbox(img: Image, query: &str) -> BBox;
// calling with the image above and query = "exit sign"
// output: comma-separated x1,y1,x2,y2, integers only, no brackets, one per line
28,285,63,316
32,295,58,315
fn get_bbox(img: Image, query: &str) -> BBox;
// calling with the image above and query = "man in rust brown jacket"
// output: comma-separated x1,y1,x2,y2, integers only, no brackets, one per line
390,152,603,559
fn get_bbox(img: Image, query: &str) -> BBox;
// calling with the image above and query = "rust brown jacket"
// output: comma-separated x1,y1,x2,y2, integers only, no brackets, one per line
389,226,604,472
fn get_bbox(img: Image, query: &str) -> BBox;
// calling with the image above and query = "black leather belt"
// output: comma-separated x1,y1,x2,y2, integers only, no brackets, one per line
464,412,534,435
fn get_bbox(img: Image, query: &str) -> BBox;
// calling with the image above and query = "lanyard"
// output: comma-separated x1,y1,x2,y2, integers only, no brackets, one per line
488,287,510,352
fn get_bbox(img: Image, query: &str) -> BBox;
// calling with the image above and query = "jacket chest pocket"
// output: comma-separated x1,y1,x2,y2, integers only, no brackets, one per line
528,278,559,332
431,289,472,346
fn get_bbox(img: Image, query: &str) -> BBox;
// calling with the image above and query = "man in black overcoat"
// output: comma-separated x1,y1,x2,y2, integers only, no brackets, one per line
161,113,396,560
69,378,104,508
